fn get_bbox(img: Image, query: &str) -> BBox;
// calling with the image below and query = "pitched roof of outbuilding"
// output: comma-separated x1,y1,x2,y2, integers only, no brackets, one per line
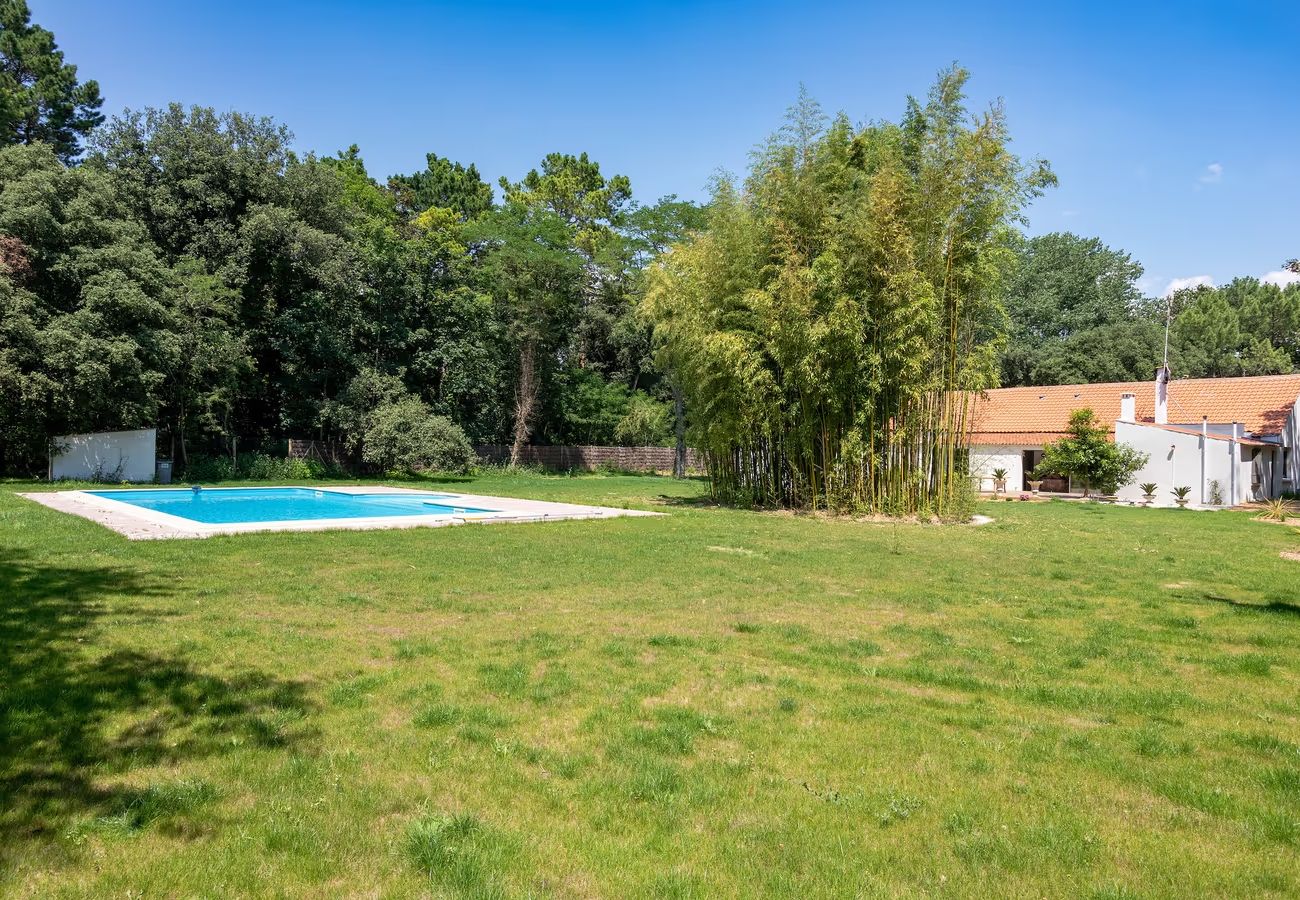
968,373,1300,445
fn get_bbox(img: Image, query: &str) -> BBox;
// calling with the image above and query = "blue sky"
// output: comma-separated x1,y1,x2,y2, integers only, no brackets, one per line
38,0,1299,295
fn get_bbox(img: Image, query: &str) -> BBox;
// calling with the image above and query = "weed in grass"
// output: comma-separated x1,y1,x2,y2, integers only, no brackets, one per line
625,707,720,756
647,870,706,899
328,672,389,708
732,622,762,634
625,754,683,803
647,634,695,648
478,662,529,696
778,697,798,713
1261,766,1300,799
413,702,461,728
516,630,576,659
1230,732,1299,756
83,780,219,836
334,592,373,608
394,638,437,660
406,813,515,898
522,746,592,780
1251,811,1299,846
1210,652,1275,677
1155,780,1233,816
1132,726,1191,758
878,794,922,827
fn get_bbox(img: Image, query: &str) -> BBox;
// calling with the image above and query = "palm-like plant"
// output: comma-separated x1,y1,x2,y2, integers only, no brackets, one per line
991,467,1009,494
1260,498,1293,521
1172,486,1192,507
1139,482,1158,497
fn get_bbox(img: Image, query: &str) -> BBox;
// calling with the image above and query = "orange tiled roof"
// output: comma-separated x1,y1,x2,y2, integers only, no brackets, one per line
968,373,1300,445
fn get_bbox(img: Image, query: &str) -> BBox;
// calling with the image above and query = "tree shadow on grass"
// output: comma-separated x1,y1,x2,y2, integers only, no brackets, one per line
0,550,314,872
1203,593,1300,617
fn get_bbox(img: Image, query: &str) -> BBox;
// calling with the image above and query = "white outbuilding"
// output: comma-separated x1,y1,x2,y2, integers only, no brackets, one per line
49,428,157,483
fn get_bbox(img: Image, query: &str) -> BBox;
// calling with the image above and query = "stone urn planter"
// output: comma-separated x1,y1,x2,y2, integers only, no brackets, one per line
1172,486,1192,508
1028,479,1043,495
991,467,1008,495
1139,482,1157,507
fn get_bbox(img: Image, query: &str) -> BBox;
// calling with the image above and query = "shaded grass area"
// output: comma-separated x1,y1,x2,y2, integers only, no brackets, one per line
1,472,1299,897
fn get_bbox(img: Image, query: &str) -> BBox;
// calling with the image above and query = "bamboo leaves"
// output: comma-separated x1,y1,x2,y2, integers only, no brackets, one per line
643,67,1051,516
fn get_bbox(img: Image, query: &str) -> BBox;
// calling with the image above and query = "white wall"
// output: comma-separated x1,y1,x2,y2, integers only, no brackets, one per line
51,428,156,483
1115,422,1253,507
1282,400,1299,493
968,445,1027,493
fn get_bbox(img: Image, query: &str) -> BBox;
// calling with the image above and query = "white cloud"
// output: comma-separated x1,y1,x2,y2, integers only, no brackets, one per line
1164,275,1214,297
1261,268,1300,288
1197,162,1223,185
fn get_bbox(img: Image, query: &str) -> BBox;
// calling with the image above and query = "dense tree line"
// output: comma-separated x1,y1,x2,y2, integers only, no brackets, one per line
1,2,1294,483
0,4,701,474
1000,232,1300,386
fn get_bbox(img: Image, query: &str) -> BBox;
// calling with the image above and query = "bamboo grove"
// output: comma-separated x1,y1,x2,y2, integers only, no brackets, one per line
643,68,1055,517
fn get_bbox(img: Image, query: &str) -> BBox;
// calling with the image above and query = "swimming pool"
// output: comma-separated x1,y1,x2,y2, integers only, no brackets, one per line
87,487,496,525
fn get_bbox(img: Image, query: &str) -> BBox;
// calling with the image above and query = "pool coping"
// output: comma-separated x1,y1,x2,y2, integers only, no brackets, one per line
18,485,660,540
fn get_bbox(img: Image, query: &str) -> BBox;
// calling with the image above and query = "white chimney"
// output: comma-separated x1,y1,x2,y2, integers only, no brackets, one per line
1155,365,1170,425
1119,392,1136,423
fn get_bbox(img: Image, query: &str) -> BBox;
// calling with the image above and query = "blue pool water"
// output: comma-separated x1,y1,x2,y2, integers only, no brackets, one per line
87,487,495,524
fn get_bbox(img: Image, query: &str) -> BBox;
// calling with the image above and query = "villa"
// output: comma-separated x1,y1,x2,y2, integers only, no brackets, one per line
968,369,1300,506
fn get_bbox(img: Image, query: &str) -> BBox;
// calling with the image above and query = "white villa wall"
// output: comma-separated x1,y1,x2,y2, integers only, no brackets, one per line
1282,401,1300,494
1115,422,1254,507
50,428,156,483
969,445,1028,493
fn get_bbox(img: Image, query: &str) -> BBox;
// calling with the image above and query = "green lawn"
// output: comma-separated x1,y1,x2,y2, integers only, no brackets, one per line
2,473,1299,897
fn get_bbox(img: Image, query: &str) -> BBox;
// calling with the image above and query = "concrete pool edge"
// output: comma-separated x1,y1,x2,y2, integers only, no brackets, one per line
19,485,661,540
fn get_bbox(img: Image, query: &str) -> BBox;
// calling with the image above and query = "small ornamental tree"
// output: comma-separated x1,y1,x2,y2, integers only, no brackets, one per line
1034,408,1148,496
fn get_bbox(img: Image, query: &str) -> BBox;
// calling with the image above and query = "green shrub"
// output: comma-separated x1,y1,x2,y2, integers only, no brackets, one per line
361,398,476,474
182,452,332,482
614,392,673,446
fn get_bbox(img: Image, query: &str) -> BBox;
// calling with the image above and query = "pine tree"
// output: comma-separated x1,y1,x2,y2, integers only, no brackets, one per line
0,0,103,161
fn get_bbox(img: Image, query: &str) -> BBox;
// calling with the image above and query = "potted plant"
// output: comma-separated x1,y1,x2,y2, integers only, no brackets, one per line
991,467,1008,495
1028,478,1043,495
1172,486,1192,508
1139,482,1158,505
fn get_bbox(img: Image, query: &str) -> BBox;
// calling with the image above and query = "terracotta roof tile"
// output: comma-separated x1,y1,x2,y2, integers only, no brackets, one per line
968,373,1300,445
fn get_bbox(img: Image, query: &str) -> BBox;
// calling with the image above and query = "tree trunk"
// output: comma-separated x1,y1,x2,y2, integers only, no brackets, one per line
510,340,538,467
672,381,686,479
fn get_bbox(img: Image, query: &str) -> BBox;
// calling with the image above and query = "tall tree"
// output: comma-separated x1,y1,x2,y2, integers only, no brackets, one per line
622,195,709,475
500,152,631,257
1170,281,1295,377
0,0,102,161
464,203,583,464
87,106,366,444
0,143,177,472
388,152,493,221
1000,232,1158,385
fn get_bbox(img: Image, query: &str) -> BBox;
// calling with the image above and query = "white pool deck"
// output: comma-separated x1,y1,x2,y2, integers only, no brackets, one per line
19,485,660,540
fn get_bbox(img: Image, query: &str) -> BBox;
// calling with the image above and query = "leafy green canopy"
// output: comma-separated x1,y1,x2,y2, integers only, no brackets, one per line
0,0,103,161
643,69,1054,515
388,152,493,222
1033,408,1148,496
998,234,1300,386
